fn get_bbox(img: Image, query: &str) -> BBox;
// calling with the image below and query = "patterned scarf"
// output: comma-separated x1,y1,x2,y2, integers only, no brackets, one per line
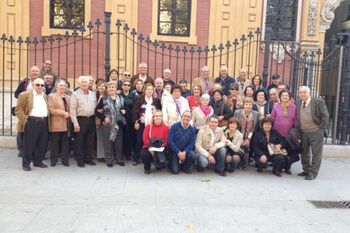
103,95,124,141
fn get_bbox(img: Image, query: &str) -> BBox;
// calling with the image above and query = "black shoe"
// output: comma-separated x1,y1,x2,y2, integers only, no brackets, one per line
22,165,31,171
77,162,85,168
33,162,48,168
257,167,263,173
97,158,105,163
285,169,292,175
298,171,308,176
228,164,236,173
85,161,96,166
215,169,227,177
273,170,282,177
62,161,69,167
116,162,125,167
107,163,113,168
50,161,57,167
197,167,204,172
181,168,192,174
144,170,151,175
305,172,317,180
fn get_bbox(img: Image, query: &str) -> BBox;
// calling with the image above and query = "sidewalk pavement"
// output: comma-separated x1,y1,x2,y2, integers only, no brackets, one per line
0,148,349,233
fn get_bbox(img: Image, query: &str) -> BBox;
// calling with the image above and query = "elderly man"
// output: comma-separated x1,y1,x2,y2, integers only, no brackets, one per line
297,86,329,180
215,65,235,97
163,68,175,86
236,68,252,94
16,78,49,171
268,88,280,104
44,74,54,95
130,62,154,86
39,59,58,81
70,75,97,167
195,115,227,176
193,66,213,94
154,77,164,99
168,110,197,174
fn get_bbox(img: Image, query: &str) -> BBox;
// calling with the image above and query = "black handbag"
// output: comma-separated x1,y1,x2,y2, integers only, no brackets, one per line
150,137,163,148
115,111,127,126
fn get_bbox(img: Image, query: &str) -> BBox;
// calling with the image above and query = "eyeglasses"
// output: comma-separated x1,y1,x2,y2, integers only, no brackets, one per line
124,74,131,77
123,84,131,86
35,84,45,87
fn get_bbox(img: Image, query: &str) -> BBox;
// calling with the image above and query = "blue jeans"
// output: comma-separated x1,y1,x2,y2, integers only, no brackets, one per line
170,150,196,174
197,147,227,171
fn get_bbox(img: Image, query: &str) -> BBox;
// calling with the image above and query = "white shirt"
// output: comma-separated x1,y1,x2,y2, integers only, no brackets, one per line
30,89,48,117
304,97,311,107
26,81,33,90
139,74,147,82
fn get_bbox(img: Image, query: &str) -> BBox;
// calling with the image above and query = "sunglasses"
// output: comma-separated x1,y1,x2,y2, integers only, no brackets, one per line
124,74,131,77
35,84,45,87
123,84,131,86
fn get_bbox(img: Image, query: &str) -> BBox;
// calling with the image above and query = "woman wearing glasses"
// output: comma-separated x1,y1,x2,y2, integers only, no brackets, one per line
120,80,134,160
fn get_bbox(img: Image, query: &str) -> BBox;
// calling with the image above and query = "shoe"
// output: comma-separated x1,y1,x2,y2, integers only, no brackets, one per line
144,170,151,175
215,169,227,177
273,170,282,177
305,172,317,180
85,161,96,166
257,167,263,173
181,169,192,174
50,161,57,167
97,158,105,163
132,161,139,166
18,152,22,158
62,161,69,167
116,162,125,167
298,171,308,176
33,162,48,168
197,167,204,172
107,163,113,168
228,165,236,173
285,169,292,175
22,165,31,171
77,162,85,168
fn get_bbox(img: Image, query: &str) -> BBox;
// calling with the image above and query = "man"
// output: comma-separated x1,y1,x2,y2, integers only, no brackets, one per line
70,75,97,167
15,78,49,171
118,70,131,88
215,65,235,97
267,73,281,91
39,59,58,82
168,110,197,174
154,77,164,99
195,115,227,176
268,88,280,104
297,86,329,180
236,68,252,95
193,66,213,94
130,62,154,86
87,75,96,92
179,80,192,98
44,74,54,95
163,68,175,86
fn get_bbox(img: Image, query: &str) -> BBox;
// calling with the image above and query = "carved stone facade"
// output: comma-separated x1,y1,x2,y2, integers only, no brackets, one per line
308,0,318,36
320,0,345,32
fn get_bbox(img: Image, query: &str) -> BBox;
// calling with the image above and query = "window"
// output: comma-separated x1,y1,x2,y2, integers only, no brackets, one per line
158,0,191,37
266,0,298,41
50,0,85,29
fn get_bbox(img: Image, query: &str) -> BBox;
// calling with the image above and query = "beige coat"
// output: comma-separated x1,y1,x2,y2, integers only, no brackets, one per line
224,129,243,152
193,77,214,94
162,96,190,126
195,125,226,157
191,106,213,130
47,93,71,132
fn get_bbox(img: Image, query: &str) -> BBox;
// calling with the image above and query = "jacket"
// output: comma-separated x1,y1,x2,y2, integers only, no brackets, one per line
195,125,226,157
162,96,190,126
252,129,285,160
191,106,213,130
296,97,329,130
130,74,154,86
193,77,214,94
47,93,70,132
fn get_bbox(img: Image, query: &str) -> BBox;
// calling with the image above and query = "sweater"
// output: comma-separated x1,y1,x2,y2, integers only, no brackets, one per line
168,122,196,154
142,123,169,149
271,102,297,137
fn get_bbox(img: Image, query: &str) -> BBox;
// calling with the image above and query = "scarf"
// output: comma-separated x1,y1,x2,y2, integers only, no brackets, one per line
103,95,124,141
199,104,212,117
281,102,289,117
174,97,182,115
240,110,254,139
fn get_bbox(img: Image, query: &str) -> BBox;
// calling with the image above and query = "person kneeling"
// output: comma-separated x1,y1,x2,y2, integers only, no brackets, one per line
224,118,244,173
252,117,287,177
195,115,227,176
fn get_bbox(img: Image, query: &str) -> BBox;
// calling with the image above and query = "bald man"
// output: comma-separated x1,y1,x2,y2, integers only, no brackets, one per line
297,86,329,180
16,78,49,171
236,68,251,95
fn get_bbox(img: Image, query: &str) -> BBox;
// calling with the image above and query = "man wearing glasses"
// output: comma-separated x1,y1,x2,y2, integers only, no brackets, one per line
39,59,57,82
130,62,154,86
16,78,49,171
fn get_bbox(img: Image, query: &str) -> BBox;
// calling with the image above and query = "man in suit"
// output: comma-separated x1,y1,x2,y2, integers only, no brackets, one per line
193,66,213,94
15,78,49,171
130,62,154,86
297,86,329,180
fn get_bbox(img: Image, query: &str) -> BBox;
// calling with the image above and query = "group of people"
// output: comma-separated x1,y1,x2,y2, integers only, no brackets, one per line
14,60,329,180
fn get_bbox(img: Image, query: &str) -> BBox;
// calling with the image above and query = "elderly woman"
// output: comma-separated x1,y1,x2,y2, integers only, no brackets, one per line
252,117,286,177
162,85,190,127
253,89,273,122
140,110,169,174
210,90,233,127
243,85,255,98
47,79,71,167
131,79,144,102
95,81,126,167
224,118,243,173
187,84,202,110
132,83,162,165
233,97,259,167
271,90,298,174
191,94,213,131
227,83,243,110
95,80,107,162
120,80,134,160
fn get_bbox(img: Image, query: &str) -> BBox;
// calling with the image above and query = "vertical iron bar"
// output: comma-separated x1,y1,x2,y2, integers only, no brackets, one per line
65,32,69,79
131,29,136,74
211,45,217,78
33,37,38,65
48,35,54,62
182,46,187,81
41,37,46,63
240,34,246,69
1,34,6,135
124,23,129,71
87,21,93,75
25,37,30,78
105,12,112,81
154,40,159,78
225,41,231,70
9,36,14,135
116,19,122,73
161,43,166,73
138,33,144,63
190,47,194,87
17,36,23,83
146,36,151,76
81,25,85,75
233,39,238,78
168,44,173,71
175,46,180,83
197,47,202,77
73,29,78,89
95,18,101,79
57,34,62,77
255,28,261,75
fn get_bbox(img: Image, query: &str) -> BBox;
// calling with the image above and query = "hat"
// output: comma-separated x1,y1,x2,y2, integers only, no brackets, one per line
272,74,280,80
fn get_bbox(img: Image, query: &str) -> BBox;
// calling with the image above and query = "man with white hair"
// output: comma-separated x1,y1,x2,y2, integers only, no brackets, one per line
193,66,213,94
236,68,251,95
297,86,329,180
162,68,175,86
130,62,154,86
70,75,97,167
215,65,235,97
154,77,164,99
16,78,49,171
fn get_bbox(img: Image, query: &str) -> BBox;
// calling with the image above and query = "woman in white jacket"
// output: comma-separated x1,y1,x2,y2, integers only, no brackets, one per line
162,85,190,127
224,117,244,173
191,94,213,131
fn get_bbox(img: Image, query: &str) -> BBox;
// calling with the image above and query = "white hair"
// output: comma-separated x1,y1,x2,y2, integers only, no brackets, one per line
299,86,311,93
200,93,211,101
78,75,89,84
201,66,209,72
55,79,67,87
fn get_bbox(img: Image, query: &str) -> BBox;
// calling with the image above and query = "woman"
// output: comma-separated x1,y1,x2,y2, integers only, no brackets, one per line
95,81,107,162
252,74,264,92
132,83,162,165
233,97,259,168
271,90,298,174
161,82,172,106
95,81,126,167
191,94,213,131
252,117,286,177
224,117,243,173
210,90,233,127
227,83,243,110
131,79,144,103
243,85,254,98
120,80,134,160
187,84,202,110
140,110,169,174
253,89,273,122
47,79,71,167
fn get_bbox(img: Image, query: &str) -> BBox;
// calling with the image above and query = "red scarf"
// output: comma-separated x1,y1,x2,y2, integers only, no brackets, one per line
199,105,212,117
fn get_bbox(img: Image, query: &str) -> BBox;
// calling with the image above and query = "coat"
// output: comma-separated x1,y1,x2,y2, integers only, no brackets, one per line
47,93,71,132
195,125,226,157
191,106,213,130
193,77,214,94
162,96,190,126
130,74,154,86
296,97,329,131
251,129,285,160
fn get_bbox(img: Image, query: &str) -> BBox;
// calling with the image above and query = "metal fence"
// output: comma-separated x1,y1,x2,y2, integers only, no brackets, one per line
0,12,349,144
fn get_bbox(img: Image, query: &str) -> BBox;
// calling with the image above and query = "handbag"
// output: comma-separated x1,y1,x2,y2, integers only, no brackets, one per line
267,143,288,156
115,111,127,126
148,124,166,166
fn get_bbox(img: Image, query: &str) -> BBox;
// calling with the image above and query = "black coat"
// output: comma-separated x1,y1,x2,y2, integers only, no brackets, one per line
252,129,285,160
132,95,161,123
210,99,233,120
